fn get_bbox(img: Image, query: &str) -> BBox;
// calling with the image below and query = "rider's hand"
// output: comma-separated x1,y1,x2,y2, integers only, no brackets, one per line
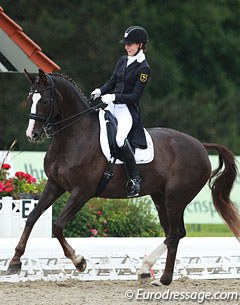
101,94,115,104
90,88,101,100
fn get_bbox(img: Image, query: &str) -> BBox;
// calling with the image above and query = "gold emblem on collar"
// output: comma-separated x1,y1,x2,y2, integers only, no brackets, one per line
140,73,148,83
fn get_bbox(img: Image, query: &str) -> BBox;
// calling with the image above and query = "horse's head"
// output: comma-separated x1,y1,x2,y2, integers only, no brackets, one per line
25,69,60,142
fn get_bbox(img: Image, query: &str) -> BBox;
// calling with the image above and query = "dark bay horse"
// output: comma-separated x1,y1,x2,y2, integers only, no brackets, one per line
7,69,240,285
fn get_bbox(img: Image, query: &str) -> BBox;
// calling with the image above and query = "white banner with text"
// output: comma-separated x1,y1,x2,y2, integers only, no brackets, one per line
1,151,240,224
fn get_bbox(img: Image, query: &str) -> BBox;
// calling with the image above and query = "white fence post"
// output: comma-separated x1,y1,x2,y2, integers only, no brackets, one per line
1,196,13,238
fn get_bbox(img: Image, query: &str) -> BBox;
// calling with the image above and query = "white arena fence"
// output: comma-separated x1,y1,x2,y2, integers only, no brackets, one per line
0,196,239,282
0,196,52,238
0,237,239,282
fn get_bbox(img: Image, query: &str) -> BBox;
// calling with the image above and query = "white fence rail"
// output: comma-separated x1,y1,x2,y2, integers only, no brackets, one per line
0,237,239,282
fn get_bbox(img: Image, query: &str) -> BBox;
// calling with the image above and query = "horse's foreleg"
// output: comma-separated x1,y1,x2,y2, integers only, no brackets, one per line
7,182,64,274
7,226,32,274
53,224,87,272
52,194,88,272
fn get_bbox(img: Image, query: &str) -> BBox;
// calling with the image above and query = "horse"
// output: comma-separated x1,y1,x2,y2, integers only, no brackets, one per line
7,69,240,286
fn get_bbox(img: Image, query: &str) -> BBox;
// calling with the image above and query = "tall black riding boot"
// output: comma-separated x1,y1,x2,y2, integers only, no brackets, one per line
120,139,142,197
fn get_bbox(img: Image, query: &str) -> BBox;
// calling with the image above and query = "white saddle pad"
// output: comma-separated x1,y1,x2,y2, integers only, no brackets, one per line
99,109,154,164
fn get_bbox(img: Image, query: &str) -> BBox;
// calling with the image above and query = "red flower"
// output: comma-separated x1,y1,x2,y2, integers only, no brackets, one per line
2,163,11,170
5,186,13,193
27,176,36,184
0,182,5,192
5,180,13,187
25,173,31,180
15,171,26,180
90,228,98,236
97,210,103,216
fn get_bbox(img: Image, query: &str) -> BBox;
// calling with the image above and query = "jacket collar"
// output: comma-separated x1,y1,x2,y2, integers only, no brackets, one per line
127,49,145,67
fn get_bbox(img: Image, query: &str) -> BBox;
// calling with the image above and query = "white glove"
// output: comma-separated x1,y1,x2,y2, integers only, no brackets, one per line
101,94,115,104
91,88,101,100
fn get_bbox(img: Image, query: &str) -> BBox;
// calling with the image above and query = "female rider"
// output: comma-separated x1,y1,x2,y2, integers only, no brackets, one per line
91,25,150,197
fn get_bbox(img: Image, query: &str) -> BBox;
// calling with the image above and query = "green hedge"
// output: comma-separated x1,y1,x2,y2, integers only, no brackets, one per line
52,193,162,237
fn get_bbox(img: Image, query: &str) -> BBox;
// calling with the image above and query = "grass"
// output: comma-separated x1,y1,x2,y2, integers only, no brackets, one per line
185,224,234,237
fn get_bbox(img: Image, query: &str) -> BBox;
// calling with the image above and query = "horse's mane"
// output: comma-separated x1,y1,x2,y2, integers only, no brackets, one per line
49,72,90,108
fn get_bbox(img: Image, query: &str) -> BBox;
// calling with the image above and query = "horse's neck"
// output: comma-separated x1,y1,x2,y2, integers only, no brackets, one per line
51,79,100,150
54,100,99,147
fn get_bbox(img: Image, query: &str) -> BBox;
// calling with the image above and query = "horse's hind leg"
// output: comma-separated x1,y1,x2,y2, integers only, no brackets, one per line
7,181,64,274
138,192,186,286
159,187,187,285
160,212,186,285
138,193,169,283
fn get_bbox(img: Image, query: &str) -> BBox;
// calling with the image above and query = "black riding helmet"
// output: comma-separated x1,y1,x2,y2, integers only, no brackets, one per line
119,26,149,45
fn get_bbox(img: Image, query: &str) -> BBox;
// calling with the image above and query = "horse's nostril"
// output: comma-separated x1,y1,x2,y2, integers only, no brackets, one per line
32,133,40,141
27,132,39,142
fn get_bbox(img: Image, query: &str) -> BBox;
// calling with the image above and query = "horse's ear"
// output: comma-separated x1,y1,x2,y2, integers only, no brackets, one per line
24,69,36,84
38,69,49,85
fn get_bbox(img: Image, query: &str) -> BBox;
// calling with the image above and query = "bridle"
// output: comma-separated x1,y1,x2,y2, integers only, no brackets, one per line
28,74,101,139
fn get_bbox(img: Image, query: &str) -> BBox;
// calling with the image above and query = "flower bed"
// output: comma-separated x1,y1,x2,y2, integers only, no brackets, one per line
0,163,46,199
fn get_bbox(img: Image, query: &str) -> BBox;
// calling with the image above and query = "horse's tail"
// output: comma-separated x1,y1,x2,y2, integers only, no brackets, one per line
204,143,240,239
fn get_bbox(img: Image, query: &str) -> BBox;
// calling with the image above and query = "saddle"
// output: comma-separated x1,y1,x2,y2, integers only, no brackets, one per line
99,109,154,164
95,109,154,196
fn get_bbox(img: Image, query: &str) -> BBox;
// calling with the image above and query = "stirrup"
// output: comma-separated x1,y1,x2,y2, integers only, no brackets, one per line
126,179,141,198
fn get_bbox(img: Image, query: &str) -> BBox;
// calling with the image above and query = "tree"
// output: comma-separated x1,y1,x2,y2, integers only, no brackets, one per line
1,0,240,152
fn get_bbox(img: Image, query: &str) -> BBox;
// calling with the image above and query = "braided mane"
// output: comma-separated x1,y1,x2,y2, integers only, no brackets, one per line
49,72,89,104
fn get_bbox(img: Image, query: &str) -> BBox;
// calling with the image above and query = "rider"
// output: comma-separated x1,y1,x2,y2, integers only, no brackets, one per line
91,25,150,197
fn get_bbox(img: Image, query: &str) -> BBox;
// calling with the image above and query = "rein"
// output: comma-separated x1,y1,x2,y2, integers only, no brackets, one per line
49,106,95,137
29,74,103,138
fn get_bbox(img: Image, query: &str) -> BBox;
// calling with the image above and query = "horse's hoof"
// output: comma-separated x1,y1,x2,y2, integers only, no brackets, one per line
76,257,87,272
160,274,172,285
138,273,152,286
151,279,162,286
7,263,22,275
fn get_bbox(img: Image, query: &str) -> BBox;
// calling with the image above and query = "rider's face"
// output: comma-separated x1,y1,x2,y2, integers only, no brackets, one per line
124,43,141,56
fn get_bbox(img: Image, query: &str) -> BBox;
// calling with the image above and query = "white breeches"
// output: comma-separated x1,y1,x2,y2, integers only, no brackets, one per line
105,102,133,147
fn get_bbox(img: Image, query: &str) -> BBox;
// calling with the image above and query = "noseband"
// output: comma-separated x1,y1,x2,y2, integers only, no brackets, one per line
28,74,57,138
28,74,96,138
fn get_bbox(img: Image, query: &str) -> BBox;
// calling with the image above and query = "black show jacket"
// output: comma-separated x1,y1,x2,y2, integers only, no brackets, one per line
100,55,150,149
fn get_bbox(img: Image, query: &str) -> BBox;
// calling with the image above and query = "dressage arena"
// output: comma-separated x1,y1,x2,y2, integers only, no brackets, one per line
0,237,239,304
0,278,239,305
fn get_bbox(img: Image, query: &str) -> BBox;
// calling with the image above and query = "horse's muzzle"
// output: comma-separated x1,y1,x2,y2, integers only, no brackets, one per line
26,131,44,143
